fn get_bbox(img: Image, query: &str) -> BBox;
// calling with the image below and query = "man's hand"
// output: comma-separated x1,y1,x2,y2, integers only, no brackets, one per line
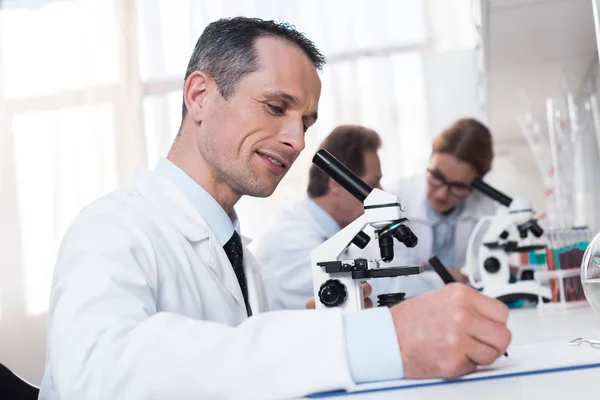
391,283,511,379
306,282,373,309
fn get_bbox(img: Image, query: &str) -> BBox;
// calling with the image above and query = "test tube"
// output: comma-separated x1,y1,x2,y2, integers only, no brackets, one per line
575,228,589,300
546,230,559,302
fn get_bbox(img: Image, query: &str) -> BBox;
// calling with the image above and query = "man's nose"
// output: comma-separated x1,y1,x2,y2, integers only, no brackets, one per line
279,120,305,152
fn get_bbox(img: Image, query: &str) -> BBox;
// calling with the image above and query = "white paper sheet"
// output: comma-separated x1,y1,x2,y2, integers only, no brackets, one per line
312,339,600,397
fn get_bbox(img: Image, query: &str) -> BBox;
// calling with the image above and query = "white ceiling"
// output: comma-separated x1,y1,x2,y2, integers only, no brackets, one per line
483,0,598,142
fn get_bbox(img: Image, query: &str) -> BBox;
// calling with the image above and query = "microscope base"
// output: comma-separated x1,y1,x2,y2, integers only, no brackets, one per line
482,281,552,304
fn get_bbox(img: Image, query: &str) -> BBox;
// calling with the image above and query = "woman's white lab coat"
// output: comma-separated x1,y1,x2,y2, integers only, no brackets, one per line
371,174,498,298
39,169,354,399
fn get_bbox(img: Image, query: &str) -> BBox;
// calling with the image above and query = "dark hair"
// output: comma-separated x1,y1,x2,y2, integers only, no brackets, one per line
307,125,382,197
181,17,325,120
432,118,494,176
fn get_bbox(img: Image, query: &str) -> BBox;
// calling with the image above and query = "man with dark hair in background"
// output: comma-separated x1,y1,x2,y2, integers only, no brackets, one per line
40,17,511,400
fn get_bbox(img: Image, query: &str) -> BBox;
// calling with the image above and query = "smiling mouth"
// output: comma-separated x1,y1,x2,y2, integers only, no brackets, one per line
256,151,288,173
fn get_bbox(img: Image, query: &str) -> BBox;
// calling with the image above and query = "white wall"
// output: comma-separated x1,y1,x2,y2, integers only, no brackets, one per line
484,0,598,142
486,143,546,214
422,48,486,136
483,0,600,231
420,47,546,215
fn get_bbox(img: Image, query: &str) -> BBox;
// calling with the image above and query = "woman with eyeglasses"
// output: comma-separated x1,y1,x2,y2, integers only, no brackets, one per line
375,118,498,298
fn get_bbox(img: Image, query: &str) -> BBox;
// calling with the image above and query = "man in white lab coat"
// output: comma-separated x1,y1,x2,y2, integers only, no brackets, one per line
40,17,512,400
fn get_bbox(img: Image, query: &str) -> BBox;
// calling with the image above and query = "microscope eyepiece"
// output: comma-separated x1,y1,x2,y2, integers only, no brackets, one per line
312,149,372,202
471,178,512,207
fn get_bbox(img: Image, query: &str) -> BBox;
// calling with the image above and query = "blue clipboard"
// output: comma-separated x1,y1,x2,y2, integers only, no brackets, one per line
310,362,600,398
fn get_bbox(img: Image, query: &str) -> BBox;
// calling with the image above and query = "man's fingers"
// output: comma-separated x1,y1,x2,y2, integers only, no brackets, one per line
437,354,477,379
306,297,316,309
468,292,510,324
464,336,504,367
364,297,373,309
362,282,372,298
465,314,511,356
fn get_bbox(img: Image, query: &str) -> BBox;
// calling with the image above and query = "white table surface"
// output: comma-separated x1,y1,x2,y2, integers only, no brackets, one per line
318,305,600,400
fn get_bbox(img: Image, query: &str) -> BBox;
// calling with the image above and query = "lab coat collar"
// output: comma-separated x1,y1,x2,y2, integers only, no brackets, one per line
132,169,253,311
154,158,242,246
132,168,253,244
133,169,211,242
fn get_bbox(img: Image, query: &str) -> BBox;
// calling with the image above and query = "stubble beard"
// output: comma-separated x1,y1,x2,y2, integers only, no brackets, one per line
201,136,279,199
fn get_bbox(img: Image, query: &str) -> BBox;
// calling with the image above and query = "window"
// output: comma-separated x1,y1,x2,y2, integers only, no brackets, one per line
12,104,116,314
0,0,478,316
143,91,183,167
0,0,119,99
1,0,121,316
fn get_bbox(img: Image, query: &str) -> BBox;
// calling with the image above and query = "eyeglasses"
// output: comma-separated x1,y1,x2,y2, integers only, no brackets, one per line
426,168,472,199
570,337,600,349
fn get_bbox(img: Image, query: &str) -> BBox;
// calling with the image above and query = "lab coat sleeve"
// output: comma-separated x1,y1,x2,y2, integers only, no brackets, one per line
46,212,354,400
344,308,404,382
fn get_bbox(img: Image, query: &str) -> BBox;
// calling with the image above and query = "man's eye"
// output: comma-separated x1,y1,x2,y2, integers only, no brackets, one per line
303,125,308,133
268,104,285,115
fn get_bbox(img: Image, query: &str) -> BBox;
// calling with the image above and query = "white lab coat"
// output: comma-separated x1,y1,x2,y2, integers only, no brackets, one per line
39,169,354,400
370,173,499,298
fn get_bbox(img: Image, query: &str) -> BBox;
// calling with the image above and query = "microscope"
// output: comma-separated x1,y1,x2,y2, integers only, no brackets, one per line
310,149,424,312
461,179,552,303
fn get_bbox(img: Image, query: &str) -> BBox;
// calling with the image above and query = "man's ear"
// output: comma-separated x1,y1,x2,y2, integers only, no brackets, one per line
327,177,341,196
183,71,212,122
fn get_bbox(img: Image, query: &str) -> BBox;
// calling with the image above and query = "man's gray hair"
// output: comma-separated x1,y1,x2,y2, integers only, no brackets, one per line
181,17,326,120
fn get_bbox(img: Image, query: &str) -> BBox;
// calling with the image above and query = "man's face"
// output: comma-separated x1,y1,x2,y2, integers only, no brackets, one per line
194,37,321,198
334,150,382,228
426,153,477,213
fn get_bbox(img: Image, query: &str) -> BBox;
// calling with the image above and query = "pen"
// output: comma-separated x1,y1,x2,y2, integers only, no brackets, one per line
428,255,456,285
428,255,509,358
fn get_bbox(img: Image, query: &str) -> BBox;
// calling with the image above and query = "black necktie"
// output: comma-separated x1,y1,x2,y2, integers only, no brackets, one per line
223,231,252,317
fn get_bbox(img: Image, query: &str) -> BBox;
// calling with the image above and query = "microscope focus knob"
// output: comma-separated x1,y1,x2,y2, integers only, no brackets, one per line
484,257,501,274
318,279,347,307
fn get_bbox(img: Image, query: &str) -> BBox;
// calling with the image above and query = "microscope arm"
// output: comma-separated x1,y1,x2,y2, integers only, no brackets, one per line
464,215,494,288
311,215,368,265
